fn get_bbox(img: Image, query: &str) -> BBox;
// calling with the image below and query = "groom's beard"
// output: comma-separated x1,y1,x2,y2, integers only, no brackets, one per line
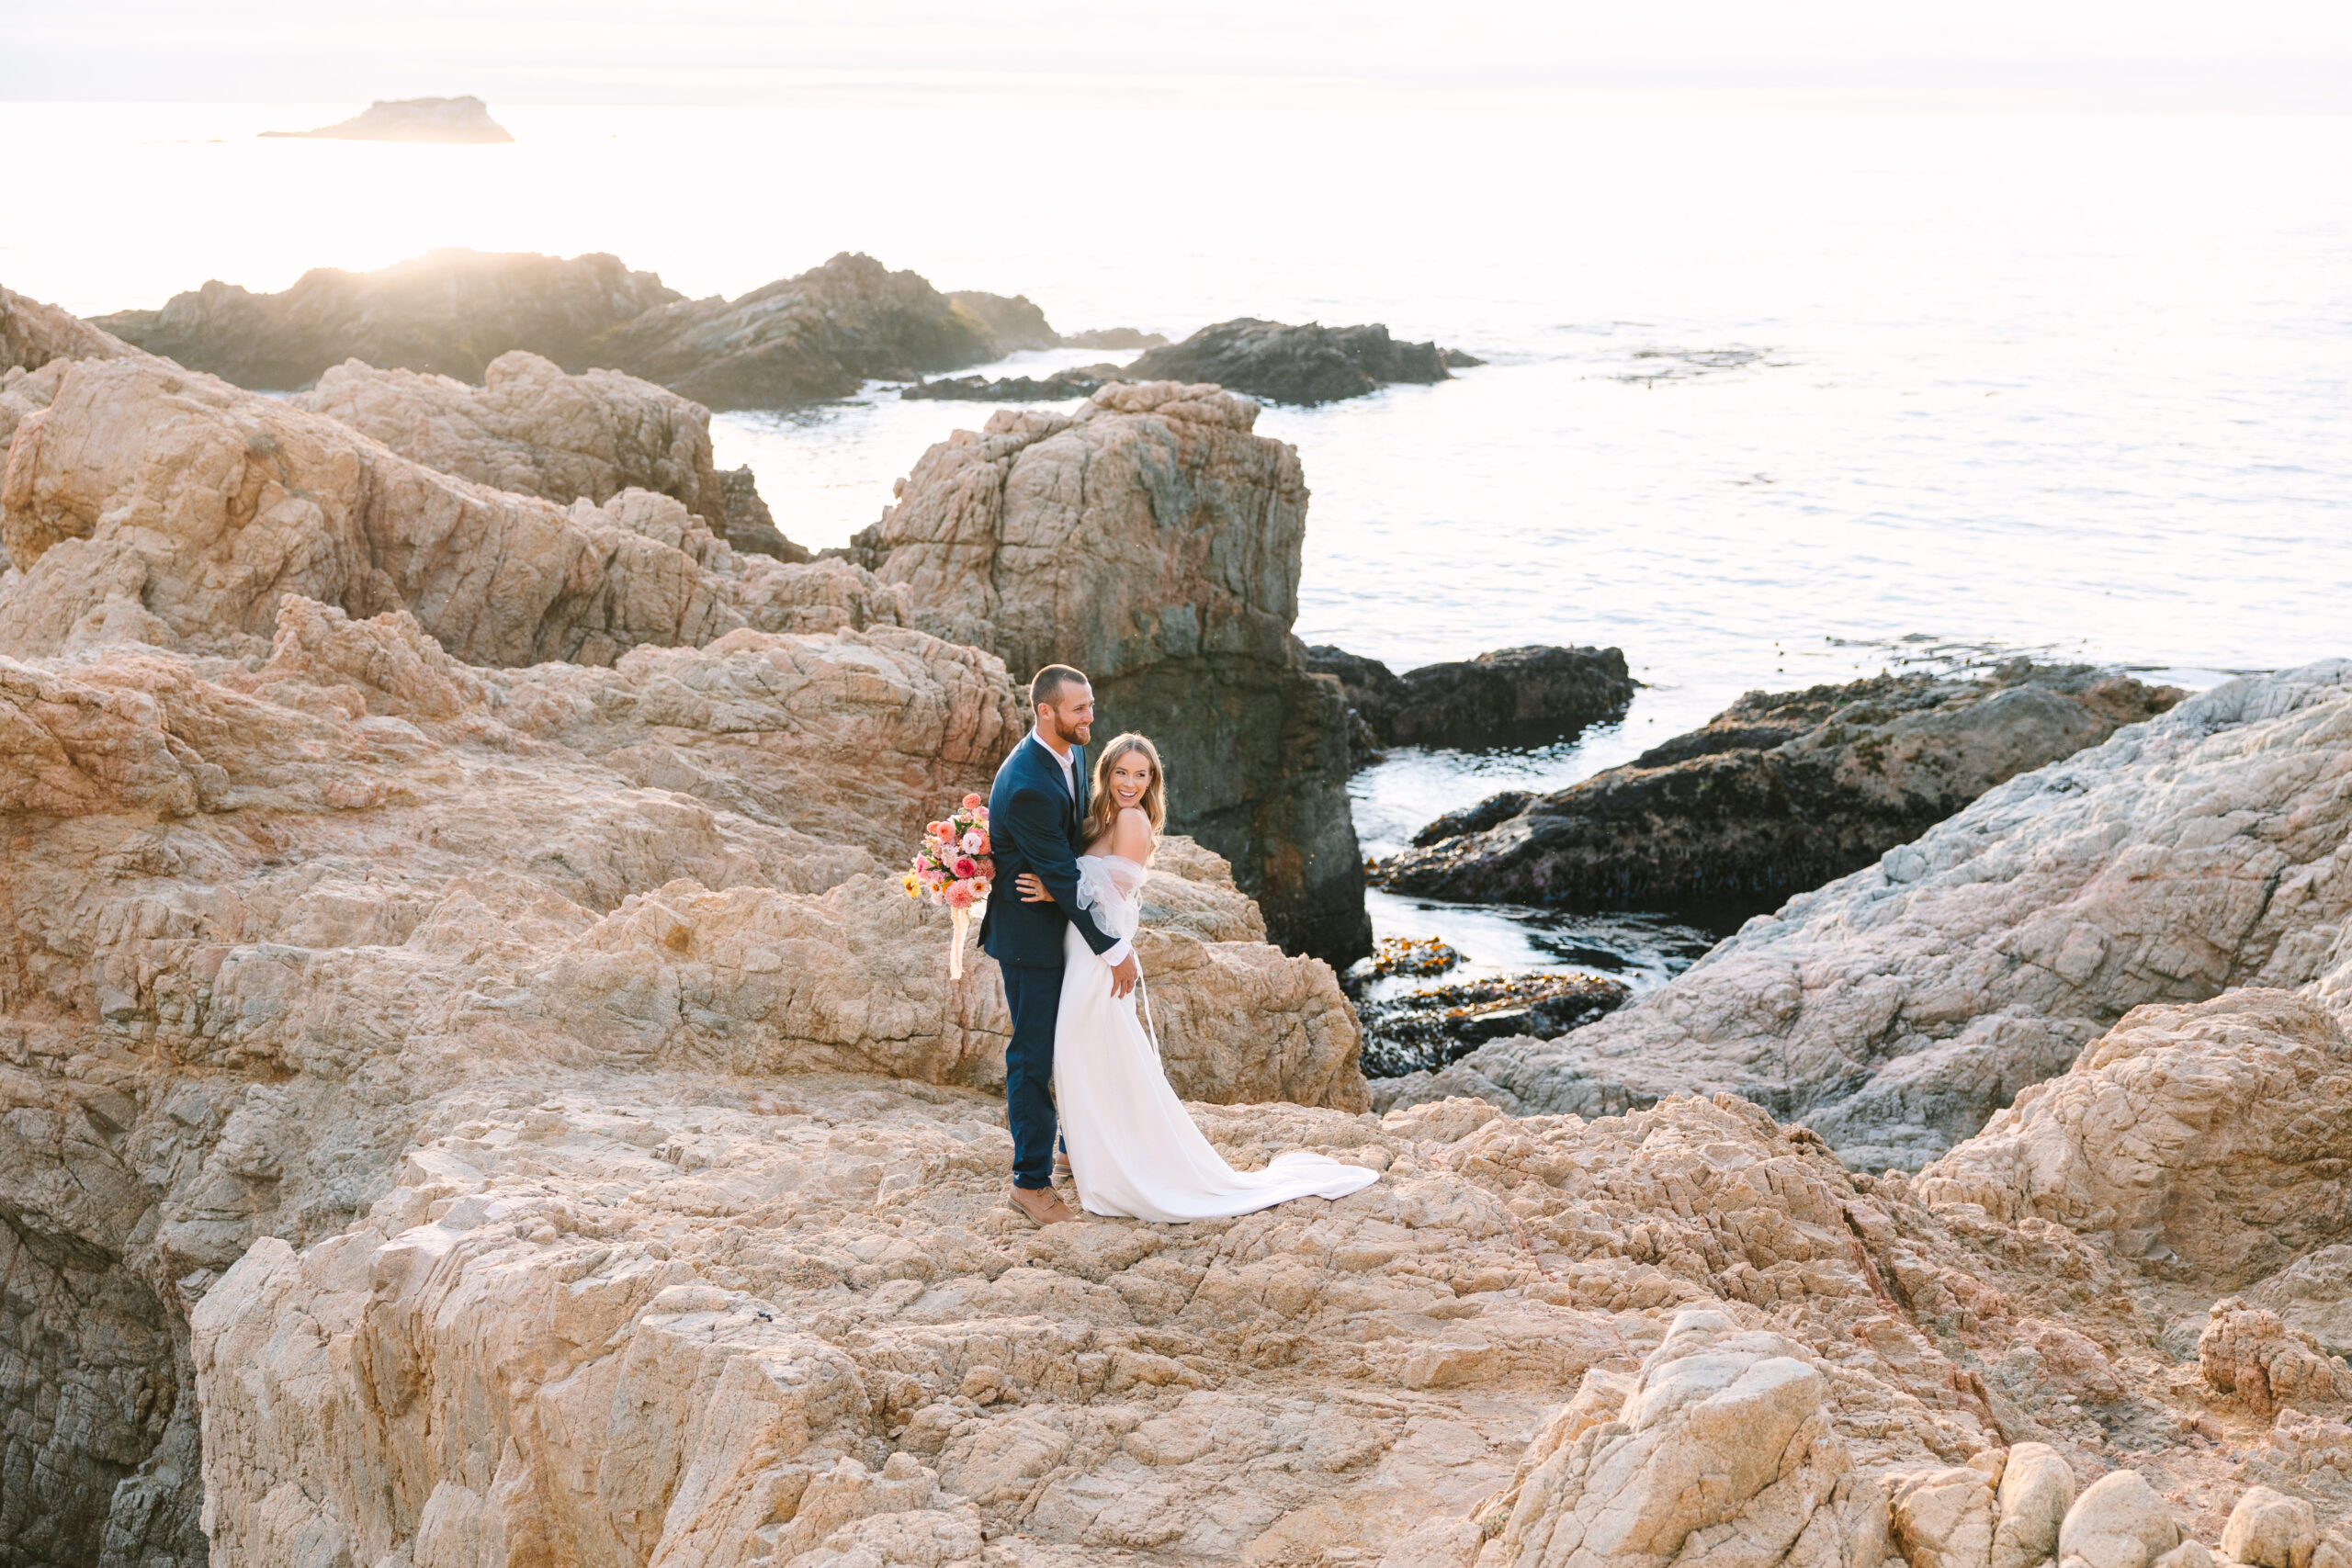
1044,713,1091,747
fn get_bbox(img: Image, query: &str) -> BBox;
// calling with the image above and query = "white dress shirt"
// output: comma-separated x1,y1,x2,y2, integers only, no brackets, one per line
1029,728,1132,967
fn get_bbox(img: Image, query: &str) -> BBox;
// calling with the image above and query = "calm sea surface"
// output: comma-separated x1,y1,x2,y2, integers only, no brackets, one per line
8,100,2348,998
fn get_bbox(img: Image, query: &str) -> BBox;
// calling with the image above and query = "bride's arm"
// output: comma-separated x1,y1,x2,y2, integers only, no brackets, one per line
1110,807,1154,867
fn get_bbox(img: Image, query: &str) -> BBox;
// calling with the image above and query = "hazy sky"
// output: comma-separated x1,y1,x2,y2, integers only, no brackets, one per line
7,0,2351,108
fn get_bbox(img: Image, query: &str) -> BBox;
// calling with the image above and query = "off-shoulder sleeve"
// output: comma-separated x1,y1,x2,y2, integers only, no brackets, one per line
1072,859,1141,942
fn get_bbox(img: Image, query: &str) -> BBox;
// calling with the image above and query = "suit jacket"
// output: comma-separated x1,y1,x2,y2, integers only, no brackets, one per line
978,734,1120,969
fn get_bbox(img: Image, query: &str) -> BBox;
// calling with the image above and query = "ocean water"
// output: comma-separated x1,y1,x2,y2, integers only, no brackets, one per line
7,99,2348,999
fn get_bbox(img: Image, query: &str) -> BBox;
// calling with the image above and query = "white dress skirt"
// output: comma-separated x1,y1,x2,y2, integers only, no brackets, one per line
1052,853,1380,1222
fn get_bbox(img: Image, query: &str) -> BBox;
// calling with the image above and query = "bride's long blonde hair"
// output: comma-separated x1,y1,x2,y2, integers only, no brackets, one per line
1084,733,1166,848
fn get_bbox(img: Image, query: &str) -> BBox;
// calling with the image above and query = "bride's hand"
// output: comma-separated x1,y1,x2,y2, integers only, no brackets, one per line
1015,872,1052,903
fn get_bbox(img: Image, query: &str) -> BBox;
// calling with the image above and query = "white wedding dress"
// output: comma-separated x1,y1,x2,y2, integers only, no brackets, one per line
1054,853,1380,1222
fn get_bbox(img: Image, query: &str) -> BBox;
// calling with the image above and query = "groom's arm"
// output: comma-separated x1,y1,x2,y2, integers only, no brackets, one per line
1001,783,1129,963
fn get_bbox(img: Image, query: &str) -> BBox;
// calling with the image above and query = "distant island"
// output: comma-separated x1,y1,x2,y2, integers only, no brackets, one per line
261,96,514,143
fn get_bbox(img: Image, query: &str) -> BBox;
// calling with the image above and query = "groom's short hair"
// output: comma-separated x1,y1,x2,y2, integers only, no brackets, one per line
1031,664,1089,709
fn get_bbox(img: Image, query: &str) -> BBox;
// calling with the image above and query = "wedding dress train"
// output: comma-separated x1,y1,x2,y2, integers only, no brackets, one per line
1053,853,1380,1222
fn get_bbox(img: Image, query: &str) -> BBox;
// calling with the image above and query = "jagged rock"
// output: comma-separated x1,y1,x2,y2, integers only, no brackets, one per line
3,280,137,374
1383,662,2184,921
1382,662,2352,1169
0,356,908,663
718,462,812,561
96,247,682,389
2060,1472,2179,1568
1125,319,1459,404
943,289,1058,353
2,285,141,495
2199,1304,2349,1414
900,366,1119,402
1918,990,2352,1288
2222,1487,2318,1568
2249,1247,2352,1357
1489,1306,1889,1568
847,381,1370,966
589,253,1003,410
259,94,515,142
291,350,730,523
1306,642,1636,752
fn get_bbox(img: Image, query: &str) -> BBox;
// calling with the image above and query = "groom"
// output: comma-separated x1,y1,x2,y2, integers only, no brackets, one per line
979,664,1141,1227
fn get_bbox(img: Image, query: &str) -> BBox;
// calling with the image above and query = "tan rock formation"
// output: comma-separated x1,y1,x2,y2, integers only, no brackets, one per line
291,350,730,524
0,356,905,662
853,382,1369,964
1487,1307,1889,1568
2,280,137,374
1388,661,2352,1170
2060,1472,2182,1568
1917,989,2352,1289
0,592,1370,1560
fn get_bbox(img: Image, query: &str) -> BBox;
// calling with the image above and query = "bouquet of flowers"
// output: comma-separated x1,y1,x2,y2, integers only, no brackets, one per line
904,794,993,977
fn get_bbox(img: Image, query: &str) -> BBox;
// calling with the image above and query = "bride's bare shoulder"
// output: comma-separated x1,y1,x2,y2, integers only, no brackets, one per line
1112,807,1157,865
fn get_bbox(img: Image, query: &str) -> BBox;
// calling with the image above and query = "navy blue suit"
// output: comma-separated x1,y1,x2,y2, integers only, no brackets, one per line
980,735,1119,1189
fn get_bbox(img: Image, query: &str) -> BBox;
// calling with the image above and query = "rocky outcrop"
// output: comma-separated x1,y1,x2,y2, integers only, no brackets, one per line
846,381,1371,966
96,247,683,389
96,250,1073,408
942,290,1057,353
1306,642,1637,754
259,95,514,142
1383,662,2185,923
0,356,904,662
3,285,141,505
291,350,730,523
588,253,1012,410
4,280,138,374
1379,662,2352,1170
718,463,812,560
901,366,1119,402
1124,319,1464,404
1484,1309,1890,1568
0,587,1372,1562
175,1036,2352,1568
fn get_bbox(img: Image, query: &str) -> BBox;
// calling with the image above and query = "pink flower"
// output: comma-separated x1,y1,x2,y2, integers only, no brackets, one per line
962,829,984,854
962,793,982,809
953,855,978,880
944,882,976,910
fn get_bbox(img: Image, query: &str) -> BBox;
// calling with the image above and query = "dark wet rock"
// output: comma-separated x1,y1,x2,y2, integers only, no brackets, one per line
1356,973,1630,1078
901,366,1121,402
96,247,683,389
1124,319,1461,405
1378,660,2187,921
1356,936,1464,980
1065,327,1169,350
1411,790,1533,846
1441,347,1487,368
944,290,1059,353
718,465,812,562
1305,643,1636,758
261,95,514,143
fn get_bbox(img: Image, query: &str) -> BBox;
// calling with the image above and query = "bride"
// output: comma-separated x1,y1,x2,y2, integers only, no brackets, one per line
1012,733,1381,1222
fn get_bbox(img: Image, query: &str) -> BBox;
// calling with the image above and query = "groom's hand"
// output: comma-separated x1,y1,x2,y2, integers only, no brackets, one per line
1109,953,1140,998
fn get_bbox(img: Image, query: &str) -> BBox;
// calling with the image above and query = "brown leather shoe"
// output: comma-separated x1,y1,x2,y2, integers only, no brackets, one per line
1008,1183,1080,1226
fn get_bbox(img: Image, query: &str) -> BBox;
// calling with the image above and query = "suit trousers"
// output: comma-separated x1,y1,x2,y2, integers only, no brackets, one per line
1000,961,1065,1190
